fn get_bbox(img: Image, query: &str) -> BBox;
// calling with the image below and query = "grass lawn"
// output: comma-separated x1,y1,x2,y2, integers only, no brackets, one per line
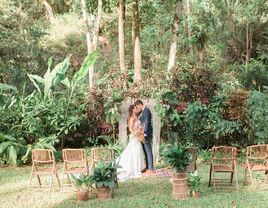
1,163,268,208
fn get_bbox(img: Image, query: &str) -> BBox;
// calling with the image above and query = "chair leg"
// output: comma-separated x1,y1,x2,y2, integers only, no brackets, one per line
248,168,254,191
49,174,54,194
243,166,247,186
37,175,42,187
61,172,65,191
213,171,216,189
29,166,34,187
67,174,71,184
230,172,234,185
235,170,239,192
56,173,61,188
208,163,212,187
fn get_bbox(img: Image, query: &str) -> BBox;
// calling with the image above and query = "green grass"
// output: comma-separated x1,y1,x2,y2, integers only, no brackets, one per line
1,163,268,208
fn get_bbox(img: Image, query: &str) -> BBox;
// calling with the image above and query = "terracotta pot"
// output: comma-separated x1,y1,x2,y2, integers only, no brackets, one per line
97,186,112,200
77,189,89,201
192,191,201,199
171,172,189,200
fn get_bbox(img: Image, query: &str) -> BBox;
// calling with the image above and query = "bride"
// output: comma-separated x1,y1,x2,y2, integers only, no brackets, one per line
117,104,146,181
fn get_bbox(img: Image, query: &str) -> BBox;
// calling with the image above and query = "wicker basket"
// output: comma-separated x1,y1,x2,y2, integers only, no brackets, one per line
171,172,189,200
97,186,112,200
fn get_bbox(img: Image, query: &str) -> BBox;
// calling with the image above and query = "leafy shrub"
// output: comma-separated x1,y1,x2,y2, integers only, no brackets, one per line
188,171,202,193
245,91,268,144
71,174,91,192
89,161,118,189
161,144,191,172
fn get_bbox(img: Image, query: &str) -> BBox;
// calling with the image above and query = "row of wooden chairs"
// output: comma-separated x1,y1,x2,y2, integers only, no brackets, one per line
208,145,268,191
29,148,115,194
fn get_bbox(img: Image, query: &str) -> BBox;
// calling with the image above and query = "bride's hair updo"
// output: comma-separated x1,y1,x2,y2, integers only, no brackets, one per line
128,104,135,122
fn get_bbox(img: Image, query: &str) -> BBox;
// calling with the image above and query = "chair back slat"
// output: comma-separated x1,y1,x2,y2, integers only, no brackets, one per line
92,148,115,161
32,149,54,163
63,149,86,162
247,145,268,159
246,144,268,167
91,148,115,167
212,146,236,167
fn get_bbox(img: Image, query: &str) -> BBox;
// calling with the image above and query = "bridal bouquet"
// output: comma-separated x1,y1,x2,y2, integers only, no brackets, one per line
134,126,146,144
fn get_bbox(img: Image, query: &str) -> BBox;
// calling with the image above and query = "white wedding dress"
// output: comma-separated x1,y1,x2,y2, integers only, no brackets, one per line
117,120,146,181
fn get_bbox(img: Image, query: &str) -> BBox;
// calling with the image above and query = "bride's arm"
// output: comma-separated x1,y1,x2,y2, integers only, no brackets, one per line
128,117,135,134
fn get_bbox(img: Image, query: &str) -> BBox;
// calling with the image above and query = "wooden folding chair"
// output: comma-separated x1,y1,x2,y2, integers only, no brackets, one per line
187,147,198,172
29,149,60,194
208,146,238,191
91,147,118,187
244,144,268,191
61,148,89,190
91,148,115,168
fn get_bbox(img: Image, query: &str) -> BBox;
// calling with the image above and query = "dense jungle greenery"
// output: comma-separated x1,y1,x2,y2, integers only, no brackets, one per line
0,0,268,165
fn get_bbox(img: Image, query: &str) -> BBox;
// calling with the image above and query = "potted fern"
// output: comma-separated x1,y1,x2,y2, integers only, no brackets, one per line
161,144,191,200
71,174,91,201
188,171,201,198
89,160,118,200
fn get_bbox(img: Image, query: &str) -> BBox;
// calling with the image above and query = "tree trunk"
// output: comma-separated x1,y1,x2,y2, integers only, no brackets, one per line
81,0,102,91
245,23,253,64
132,0,142,82
92,0,103,50
81,0,93,53
167,0,182,79
42,0,54,22
118,0,126,73
186,0,193,57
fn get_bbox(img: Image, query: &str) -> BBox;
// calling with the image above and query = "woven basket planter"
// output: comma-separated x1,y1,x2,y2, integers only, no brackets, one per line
97,186,112,200
171,172,189,200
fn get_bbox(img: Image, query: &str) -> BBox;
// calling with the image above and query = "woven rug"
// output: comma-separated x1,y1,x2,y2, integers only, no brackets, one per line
141,168,172,178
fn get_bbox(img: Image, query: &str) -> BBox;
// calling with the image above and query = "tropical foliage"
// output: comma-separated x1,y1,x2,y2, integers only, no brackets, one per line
161,144,191,172
1,0,268,165
71,174,91,192
188,171,202,193
89,161,118,189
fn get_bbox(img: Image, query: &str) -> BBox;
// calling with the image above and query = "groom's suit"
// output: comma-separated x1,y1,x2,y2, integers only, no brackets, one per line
140,106,154,170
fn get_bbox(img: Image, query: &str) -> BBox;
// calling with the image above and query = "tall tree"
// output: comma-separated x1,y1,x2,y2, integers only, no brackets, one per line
132,0,142,82
118,0,126,73
186,0,193,57
81,0,103,91
167,0,182,79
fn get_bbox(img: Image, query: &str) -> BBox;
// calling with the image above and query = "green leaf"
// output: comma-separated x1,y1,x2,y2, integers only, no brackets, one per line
27,74,44,93
43,66,52,98
51,57,70,86
0,83,17,91
72,51,99,87
8,145,17,165
61,77,71,88
0,141,11,154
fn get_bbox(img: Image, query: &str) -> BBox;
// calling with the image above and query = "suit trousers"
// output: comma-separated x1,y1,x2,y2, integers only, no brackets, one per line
142,138,154,170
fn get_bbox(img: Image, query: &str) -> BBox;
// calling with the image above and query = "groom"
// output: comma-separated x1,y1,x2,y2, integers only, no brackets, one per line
134,100,155,173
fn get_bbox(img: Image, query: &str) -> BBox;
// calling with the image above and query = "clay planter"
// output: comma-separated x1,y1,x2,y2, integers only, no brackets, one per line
97,186,112,200
77,190,89,201
192,191,201,199
171,172,189,200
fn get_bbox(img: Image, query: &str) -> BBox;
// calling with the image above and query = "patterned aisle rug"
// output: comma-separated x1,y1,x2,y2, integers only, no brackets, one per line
141,168,172,178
